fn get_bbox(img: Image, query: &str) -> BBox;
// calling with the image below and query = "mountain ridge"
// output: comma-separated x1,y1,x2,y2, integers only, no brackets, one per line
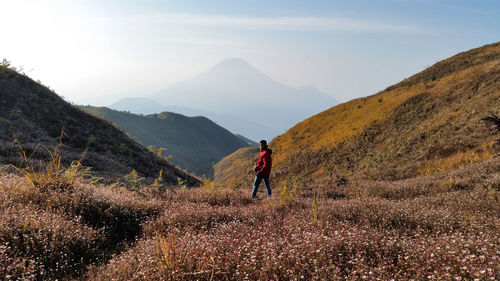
109,97,275,142
214,41,500,189
148,58,339,140
81,106,251,177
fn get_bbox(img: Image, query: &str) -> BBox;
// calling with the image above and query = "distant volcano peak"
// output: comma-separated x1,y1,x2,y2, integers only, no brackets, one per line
150,57,339,140
216,58,250,66
211,58,257,71
202,58,266,81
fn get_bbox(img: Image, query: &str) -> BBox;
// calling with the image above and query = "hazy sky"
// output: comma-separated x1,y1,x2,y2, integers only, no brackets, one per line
1,0,499,105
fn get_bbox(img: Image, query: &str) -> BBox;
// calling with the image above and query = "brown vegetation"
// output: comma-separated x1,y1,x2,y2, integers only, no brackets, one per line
0,170,164,280
1,153,498,280
1,42,499,281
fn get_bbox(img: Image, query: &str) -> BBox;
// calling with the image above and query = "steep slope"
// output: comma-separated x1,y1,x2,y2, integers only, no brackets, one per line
150,58,338,140
81,106,251,177
215,42,500,188
235,134,258,147
0,64,199,186
214,146,260,189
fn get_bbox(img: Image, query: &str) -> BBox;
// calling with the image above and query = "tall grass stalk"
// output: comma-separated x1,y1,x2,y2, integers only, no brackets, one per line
150,169,163,188
157,234,177,272
312,189,318,225
10,140,88,190
280,181,293,205
201,179,216,192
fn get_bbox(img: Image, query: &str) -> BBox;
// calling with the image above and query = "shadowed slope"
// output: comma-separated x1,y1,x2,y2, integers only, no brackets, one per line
81,106,251,177
0,64,199,186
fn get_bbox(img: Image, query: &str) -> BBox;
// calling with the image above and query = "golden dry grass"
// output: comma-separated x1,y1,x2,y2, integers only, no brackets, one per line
215,42,500,189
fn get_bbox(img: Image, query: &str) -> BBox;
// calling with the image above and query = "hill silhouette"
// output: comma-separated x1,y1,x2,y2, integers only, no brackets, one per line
109,97,275,142
215,42,500,189
81,106,252,177
148,58,338,140
0,62,199,186
235,134,258,147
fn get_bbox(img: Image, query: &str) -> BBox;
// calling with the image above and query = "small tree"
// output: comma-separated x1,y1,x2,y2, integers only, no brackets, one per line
1,58,11,68
150,169,163,188
0,58,21,73
147,145,167,158
125,169,144,189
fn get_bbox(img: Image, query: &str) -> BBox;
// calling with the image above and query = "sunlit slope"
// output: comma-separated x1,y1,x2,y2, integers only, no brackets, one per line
214,147,259,189
215,42,500,188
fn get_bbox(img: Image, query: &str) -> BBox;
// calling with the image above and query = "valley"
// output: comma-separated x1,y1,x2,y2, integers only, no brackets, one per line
0,42,499,280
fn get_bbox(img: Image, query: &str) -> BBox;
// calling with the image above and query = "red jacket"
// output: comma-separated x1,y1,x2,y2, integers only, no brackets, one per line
255,148,272,177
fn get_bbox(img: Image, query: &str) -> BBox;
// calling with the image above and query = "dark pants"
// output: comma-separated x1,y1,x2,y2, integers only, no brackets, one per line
252,176,271,198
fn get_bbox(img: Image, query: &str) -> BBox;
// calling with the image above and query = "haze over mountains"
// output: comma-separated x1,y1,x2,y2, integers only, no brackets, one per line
110,97,275,142
215,41,500,189
111,58,338,141
2,34,499,280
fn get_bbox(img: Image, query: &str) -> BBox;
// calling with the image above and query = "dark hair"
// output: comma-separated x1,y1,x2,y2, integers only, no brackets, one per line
259,140,267,146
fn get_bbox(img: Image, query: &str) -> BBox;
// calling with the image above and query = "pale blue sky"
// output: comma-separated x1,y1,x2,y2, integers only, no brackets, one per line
1,0,498,104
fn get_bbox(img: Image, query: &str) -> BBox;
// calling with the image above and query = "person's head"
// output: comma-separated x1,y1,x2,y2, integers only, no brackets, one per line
259,140,267,150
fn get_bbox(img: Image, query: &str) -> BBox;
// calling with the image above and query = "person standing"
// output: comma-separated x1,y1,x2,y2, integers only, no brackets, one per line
252,140,272,198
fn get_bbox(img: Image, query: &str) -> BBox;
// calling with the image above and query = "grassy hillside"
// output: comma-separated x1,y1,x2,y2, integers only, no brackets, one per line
0,63,199,186
215,41,500,189
0,170,166,280
2,155,498,280
214,146,260,189
1,43,499,280
80,106,251,177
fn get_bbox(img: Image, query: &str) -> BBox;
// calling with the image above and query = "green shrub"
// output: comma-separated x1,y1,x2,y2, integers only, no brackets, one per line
8,107,22,119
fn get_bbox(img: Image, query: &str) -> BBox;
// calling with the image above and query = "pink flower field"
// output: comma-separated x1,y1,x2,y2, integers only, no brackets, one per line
1,156,499,280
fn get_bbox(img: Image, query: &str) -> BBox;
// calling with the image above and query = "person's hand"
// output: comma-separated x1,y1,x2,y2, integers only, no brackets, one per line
256,171,263,177
254,166,259,172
